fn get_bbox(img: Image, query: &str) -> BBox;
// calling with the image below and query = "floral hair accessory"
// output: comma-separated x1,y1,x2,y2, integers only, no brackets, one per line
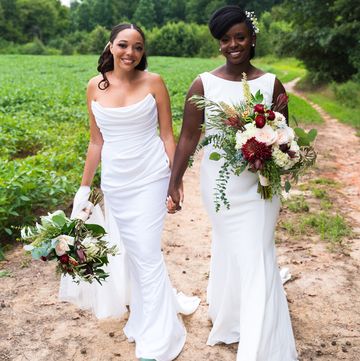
245,11,260,34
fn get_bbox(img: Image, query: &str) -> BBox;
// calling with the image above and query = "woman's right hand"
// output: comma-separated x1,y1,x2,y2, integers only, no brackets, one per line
71,186,91,219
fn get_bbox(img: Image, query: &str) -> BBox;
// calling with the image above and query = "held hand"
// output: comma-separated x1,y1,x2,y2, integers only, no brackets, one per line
71,186,91,219
166,183,184,214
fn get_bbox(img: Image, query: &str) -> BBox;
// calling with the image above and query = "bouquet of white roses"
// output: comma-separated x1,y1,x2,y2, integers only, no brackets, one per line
21,190,118,284
190,73,317,211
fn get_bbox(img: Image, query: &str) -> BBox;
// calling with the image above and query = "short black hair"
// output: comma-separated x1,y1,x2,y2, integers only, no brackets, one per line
209,5,256,58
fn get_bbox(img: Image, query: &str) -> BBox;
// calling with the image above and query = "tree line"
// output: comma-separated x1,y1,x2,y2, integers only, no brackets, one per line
0,0,281,42
0,0,358,83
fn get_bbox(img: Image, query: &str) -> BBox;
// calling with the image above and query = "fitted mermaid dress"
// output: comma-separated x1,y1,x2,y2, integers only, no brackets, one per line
199,72,298,361
59,93,199,361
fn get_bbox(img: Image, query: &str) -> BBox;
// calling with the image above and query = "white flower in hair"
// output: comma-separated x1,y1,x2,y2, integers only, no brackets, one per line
245,11,260,34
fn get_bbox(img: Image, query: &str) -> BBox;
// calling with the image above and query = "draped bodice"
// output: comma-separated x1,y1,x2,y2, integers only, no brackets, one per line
91,94,170,192
91,93,158,146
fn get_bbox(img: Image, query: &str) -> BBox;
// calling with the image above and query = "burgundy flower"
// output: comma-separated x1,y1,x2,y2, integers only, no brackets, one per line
242,137,272,171
59,254,69,264
266,110,275,120
254,104,265,113
255,114,266,128
279,143,297,159
272,93,289,112
279,143,290,152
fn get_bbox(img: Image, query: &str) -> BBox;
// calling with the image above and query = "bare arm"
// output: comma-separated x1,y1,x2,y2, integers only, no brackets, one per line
80,78,104,186
167,77,205,207
152,74,176,168
272,77,289,124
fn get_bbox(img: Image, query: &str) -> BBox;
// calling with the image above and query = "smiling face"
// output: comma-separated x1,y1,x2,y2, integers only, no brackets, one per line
219,22,255,65
110,28,145,71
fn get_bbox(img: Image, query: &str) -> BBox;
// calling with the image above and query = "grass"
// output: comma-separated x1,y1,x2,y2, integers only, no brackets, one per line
0,269,12,278
301,212,352,246
284,195,309,213
297,78,360,132
305,91,360,132
280,177,353,249
280,211,351,248
288,94,323,125
253,56,307,83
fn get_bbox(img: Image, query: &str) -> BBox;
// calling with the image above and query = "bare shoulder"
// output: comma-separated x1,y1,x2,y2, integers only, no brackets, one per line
87,74,102,88
188,76,204,97
143,71,165,86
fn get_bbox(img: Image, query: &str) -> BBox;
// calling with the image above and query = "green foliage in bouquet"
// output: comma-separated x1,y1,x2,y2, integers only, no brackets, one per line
21,191,118,284
190,73,317,211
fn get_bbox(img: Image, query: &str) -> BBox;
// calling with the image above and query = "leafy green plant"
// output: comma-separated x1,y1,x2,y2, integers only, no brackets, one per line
284,195,309,213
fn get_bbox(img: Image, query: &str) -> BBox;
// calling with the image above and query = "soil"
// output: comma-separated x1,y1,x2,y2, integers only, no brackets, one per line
1,81,359,361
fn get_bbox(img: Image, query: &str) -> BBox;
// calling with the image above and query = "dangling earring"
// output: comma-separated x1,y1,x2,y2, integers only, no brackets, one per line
252,44,255,47
219,48,221,52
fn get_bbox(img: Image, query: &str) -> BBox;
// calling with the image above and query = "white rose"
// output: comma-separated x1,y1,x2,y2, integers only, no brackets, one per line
82,237,99,258
255,125,277,146
59,235,75,245
235,123,257,149
276,126,295,145
54,239,70,256
274,112,286,127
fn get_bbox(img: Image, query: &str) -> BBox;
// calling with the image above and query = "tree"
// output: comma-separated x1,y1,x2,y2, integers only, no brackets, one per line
72,0,95,32
89,25,109,54
0,0,23,42
284,0,359,82
162,0,186,23
133,0,157,29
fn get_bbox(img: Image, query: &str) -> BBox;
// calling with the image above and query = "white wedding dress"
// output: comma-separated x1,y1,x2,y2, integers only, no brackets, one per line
59,93,200,361
199,72,298,361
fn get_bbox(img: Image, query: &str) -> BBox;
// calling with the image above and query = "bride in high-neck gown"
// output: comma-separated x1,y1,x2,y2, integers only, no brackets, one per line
59,23,199,361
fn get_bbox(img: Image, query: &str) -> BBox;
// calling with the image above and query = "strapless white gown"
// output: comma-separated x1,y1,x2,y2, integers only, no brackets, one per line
200,72,298,361
59,93,200,361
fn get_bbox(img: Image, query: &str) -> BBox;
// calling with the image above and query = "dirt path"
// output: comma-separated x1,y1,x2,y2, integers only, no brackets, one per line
1,85,359,361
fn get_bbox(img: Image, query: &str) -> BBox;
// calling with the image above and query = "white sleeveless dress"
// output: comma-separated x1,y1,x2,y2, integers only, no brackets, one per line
199,72,298,361
59,93,200,361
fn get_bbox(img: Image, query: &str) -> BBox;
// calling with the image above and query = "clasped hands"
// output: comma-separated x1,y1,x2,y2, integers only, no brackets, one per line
166,183,184,214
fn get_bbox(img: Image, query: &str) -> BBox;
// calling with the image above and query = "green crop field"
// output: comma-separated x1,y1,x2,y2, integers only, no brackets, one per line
0,55,319,243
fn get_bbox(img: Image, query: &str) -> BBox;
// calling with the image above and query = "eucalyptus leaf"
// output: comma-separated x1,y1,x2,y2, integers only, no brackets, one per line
307,129,318,142
85,223,106,236
285,180,291,192
52,214,67,227
209,152,221,161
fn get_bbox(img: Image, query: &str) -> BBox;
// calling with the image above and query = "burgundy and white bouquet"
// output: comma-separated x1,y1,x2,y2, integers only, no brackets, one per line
21,190,118,284
190,73,317,211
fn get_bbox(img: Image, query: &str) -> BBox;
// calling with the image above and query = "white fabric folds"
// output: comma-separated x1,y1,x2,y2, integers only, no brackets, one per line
199,72,298,361
59,94,199,361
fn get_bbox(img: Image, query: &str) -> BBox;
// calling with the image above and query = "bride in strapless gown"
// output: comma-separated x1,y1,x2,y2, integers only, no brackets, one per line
59,23,199,361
